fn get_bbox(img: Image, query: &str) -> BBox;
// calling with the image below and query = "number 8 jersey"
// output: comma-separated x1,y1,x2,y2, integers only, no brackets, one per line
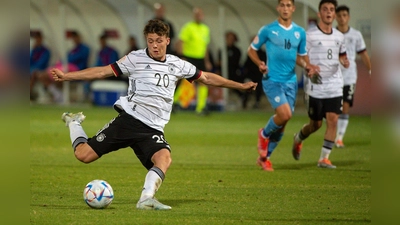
306,26,347,99
111,48,201,132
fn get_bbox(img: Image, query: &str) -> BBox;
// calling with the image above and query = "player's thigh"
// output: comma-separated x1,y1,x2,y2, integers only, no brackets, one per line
308,96,324,121
86,112,138,158
323,96,343,115
283,81,298,112
130,127,171,170
263,80,294,110
343,84,356,107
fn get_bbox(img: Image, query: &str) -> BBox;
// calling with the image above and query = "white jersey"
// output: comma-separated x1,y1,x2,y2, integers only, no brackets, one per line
111,49,200,132
339,27,367,85
306,26,346,99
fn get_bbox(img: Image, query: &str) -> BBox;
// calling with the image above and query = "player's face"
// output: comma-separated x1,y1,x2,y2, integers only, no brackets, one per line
336,10,349,26
318,3,336,25
146,33,170,61
277,0,295,21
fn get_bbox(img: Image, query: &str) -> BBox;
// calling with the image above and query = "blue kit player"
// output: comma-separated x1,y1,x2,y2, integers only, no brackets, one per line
247,0,319,171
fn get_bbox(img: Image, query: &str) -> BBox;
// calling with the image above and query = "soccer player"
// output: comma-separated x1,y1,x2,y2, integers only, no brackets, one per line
292,0,350,169
51,19,257,210
335,5,372,148
177,7,213,115
248,0,319,171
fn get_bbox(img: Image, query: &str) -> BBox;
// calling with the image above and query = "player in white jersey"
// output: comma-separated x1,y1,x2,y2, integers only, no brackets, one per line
291,0,350,169
51,20,257,210
335,5,372,148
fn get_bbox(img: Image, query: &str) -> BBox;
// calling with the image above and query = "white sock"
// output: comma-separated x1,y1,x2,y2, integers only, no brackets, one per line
319,140,334,160
337,115,349,141
68,121,88,149
319,147,331,160
139,167,164,202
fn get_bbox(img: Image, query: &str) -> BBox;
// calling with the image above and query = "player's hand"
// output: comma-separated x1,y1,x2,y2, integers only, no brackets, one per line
258,62,268,74
340,57,350,68
51,68,65,82
310,73,322,84
242,81,258,92
305,64,320,77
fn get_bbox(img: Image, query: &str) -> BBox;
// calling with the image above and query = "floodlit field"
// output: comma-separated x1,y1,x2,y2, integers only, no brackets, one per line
30,105,371,224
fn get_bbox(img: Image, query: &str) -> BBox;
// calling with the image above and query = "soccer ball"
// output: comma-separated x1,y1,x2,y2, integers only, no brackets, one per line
83,179,114,209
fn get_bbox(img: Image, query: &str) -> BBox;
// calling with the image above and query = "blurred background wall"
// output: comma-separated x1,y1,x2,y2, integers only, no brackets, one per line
28,0,371,114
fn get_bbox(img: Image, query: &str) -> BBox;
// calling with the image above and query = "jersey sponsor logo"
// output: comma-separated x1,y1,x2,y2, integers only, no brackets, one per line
272,31,279,36
274,96,280,103
96,133,106,142
145,64,152,69
294,31,300,39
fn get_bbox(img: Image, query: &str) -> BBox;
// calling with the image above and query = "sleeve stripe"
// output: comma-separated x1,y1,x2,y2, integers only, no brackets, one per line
111,63,123,77
339,52,347,56
187,69,202,82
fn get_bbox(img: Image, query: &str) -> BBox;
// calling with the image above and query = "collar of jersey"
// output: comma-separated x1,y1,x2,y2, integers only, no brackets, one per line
145,48,166,63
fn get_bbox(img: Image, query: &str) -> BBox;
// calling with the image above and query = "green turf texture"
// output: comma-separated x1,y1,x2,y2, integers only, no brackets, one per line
30,105,370,224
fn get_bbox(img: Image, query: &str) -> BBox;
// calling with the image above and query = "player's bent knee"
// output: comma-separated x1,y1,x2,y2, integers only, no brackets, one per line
74,143,99,163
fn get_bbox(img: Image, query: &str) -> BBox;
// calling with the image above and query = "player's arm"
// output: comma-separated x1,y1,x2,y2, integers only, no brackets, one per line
359,51,372,75
247,46,267,74
296,55,320,77
51,65,115,82
196,71,257,92
339,53,350,68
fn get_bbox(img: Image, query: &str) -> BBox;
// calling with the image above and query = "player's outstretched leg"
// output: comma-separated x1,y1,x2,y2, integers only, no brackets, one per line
61,112,86,127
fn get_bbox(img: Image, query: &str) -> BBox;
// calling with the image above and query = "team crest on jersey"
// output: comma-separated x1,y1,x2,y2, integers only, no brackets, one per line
96,133,106,142
335,39,340,46
274,96,280,103
294,31,300,39
168,63,176,74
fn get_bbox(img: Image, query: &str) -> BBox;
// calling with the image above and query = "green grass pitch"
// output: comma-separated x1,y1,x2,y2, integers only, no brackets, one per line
30,105,370,224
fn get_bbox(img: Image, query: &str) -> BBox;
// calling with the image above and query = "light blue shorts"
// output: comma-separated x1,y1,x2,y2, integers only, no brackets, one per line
262,79,297,112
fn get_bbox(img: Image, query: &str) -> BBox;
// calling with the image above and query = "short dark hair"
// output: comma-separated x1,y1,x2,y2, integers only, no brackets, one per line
319,0,337,10
278,0,295,4
143,19,170,38
336,5,349,14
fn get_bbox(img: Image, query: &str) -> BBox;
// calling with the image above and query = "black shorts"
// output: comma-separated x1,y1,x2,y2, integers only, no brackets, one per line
307,96,343,121
87,111,171,170
343,84,356,107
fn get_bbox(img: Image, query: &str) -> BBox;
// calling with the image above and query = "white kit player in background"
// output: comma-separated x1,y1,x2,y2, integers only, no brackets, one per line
51,19,257,210
335,5,372,148
292,0,349,169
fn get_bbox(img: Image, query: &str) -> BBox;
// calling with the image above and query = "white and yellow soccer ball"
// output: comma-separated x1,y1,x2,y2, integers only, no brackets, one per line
83,179,114,209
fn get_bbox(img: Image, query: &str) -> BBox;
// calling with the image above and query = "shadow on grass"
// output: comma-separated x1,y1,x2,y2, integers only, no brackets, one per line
277,159,370,172
162,199,205,207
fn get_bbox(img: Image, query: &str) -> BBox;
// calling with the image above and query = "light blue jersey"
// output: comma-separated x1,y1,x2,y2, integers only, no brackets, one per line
251,20,307,83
